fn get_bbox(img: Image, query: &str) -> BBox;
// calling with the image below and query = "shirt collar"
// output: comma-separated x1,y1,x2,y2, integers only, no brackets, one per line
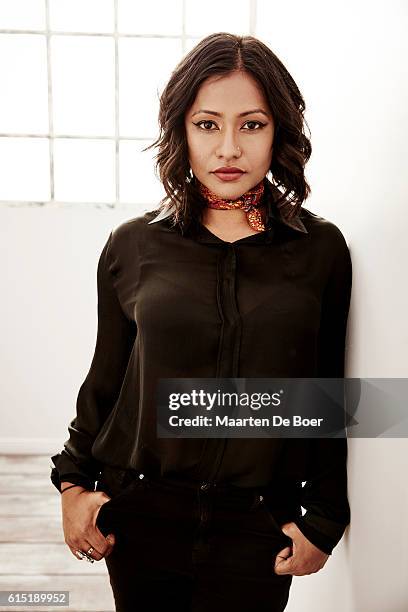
147,178,308,237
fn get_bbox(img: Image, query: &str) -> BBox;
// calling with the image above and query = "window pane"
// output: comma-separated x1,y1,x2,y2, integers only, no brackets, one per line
0,35,49,134
49,0,114,33
51,36,115,136
0,0,45,30
54,139,115,202
118,0,183,35
119,38,182,137
0,138,50,201
119,140,164,204
185,0,250,37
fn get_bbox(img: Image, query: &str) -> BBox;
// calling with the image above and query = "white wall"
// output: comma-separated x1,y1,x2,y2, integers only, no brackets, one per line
1,2,407,611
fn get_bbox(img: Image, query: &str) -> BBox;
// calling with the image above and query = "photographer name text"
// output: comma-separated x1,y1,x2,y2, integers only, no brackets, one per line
167,415,324,428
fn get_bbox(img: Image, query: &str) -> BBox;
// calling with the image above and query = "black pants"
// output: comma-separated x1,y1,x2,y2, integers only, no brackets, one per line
96,469,293,612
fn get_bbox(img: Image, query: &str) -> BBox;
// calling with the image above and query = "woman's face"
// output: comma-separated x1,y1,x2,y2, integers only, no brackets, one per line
184,70,275,200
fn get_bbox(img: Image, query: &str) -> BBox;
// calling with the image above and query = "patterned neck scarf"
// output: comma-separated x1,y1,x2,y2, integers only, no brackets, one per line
197,178,266,232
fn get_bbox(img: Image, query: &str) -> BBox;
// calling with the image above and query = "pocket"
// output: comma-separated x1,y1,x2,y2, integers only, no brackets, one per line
109,476,145,505
96,465,129,498
97,469,146,506
95,477,142,532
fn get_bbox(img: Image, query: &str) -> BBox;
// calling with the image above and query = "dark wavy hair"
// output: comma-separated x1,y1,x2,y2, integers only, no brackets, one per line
143,32,312,236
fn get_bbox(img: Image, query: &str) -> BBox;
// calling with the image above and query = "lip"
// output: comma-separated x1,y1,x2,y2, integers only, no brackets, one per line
213,167,244,173
213,170,245,182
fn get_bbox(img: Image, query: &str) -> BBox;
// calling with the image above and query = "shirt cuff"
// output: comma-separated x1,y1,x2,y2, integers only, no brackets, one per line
50,450,99,493
292,513,349,555
50,467,95,493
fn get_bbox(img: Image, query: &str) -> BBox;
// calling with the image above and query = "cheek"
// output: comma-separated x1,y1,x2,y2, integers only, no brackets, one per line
185,130,197,152
248,135,272,156
248,146,273,172
189,142,208,167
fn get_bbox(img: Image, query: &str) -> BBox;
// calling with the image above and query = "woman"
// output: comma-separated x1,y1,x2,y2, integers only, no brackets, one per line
51,33,352,611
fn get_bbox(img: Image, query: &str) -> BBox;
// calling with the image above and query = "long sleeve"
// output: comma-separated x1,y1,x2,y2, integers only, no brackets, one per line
292,228,352,555
50,231,137,492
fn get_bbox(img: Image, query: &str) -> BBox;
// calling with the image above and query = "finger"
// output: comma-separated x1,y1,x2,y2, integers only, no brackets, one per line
69,535,113,561
68,544,102,562
274,558,294,575
69,546,87,561
103,534,116,557
67,535,105,562
79,540,105,562
85,533,117,561
95,532,116,558
276,545,292,561
274,546,294,575
93,519,116,556
92,522,115,554
65,500,116,563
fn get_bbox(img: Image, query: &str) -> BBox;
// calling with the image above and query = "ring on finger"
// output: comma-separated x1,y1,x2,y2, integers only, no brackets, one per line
75,548,95,563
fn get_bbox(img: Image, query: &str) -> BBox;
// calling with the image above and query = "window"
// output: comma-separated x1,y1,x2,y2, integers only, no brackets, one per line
0,0,254,209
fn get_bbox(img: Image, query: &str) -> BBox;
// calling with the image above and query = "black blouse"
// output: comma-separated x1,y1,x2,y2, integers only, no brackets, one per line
50,179,352,556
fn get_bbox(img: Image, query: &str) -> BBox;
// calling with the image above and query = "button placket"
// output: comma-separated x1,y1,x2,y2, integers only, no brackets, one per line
192,480,216,560
194,244,243,484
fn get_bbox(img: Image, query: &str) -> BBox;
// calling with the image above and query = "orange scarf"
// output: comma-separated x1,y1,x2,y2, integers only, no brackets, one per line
197,179,266,231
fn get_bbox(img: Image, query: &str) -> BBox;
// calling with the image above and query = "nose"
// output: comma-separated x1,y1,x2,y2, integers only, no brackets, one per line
215,126,241,158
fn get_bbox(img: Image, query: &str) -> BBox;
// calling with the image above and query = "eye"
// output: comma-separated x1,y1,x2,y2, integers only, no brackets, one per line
193,120,266,131
243,120,266,130
194,120,217,131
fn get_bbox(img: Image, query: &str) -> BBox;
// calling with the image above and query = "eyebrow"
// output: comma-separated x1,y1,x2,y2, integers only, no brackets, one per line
191,108,270,118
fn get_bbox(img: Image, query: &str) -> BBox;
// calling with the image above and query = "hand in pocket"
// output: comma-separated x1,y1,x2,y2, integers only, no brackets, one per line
61,487,116,561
